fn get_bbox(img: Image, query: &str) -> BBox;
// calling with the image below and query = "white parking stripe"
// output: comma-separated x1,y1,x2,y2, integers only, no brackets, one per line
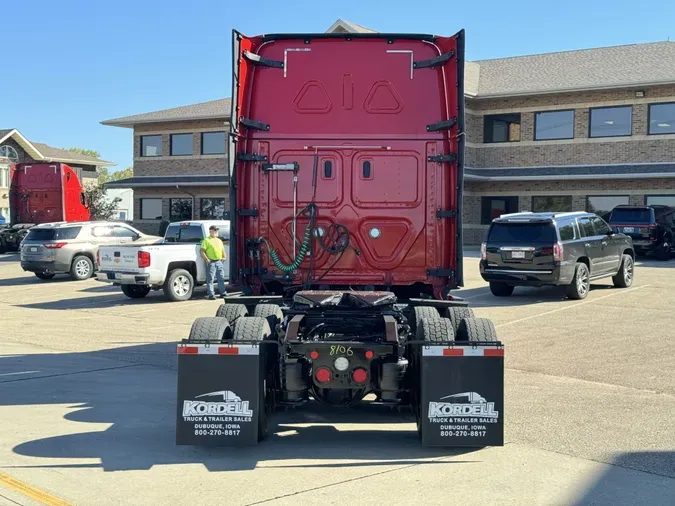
495,284,651,329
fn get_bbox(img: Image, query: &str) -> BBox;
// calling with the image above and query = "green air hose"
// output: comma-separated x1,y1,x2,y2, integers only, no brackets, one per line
263,224,312,273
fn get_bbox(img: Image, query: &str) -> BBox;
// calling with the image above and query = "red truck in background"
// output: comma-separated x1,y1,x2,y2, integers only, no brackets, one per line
0,162,90,253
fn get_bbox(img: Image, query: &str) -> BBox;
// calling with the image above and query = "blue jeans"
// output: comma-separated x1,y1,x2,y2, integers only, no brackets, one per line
207,260,227,297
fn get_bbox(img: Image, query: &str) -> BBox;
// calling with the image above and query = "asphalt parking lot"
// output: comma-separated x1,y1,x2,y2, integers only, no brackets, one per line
1,252,674,505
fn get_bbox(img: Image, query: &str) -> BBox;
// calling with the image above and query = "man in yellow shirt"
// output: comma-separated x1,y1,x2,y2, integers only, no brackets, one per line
200,225,227,300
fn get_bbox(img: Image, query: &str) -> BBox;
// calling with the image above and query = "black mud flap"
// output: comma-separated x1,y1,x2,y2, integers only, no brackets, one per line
420,343,504,447
176,343,262,446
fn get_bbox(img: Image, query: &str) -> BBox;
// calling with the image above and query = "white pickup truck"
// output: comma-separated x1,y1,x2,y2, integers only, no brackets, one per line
96,220,230,301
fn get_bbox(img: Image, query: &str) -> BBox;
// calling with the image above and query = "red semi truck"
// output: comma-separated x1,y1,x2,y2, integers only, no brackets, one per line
176,29,504,448
0,162,90,253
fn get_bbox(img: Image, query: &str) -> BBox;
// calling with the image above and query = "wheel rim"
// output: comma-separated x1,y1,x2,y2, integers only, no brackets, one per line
624,257,633,284
577,267,589,296
173,275,190,296
76,259,90,277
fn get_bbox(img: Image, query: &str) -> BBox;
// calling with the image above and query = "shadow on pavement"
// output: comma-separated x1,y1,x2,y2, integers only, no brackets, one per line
0,343,479,472
0,253,19,263
571,452,675,505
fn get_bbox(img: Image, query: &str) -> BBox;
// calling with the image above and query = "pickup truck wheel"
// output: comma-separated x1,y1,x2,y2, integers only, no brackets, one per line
443,306,475,335
231,316,272,442
215,303,248,324
35,272,55,280
612,254,634,288
457,317,498,342
70,255,94,281
188,317,232,342
164,268,194,301
566,262,590,300
489,282,514,297
121,285,151,299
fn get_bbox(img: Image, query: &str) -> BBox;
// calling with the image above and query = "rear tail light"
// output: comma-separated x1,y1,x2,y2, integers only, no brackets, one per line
553,242,563,262
138,251,151,268
480,242,487,260
44,242,67,249
352,368,368,384
315,367,331,384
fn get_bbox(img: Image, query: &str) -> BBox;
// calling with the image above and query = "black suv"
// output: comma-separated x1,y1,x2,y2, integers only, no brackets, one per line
479,212,635,300
607,205,674,260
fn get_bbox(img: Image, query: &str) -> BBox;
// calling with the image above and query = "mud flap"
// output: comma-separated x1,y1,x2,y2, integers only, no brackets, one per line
420,344,504,447
176,343,262,446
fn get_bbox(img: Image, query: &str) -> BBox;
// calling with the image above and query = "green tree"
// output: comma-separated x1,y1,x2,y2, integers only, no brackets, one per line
68,147,101,159
84,183,121,221
99,166,133,184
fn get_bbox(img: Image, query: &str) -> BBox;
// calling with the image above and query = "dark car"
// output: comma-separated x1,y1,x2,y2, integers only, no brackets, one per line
479,211,635,300
607,205,674,260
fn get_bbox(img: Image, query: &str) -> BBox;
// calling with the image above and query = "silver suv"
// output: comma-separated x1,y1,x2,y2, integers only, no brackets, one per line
20,221,161,281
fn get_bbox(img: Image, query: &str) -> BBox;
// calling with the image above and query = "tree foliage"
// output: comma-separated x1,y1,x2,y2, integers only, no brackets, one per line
68,147,101,159
84,183,121,221
99,166,133,184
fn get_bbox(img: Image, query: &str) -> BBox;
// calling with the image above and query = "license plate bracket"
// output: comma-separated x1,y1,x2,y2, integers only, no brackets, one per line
511,251,526,259
29,246,38,253
623,227,634,233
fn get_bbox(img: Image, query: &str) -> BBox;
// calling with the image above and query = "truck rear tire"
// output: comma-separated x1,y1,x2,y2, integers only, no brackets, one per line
444,306,475,336
35,272,55,280
215,303,248,324
253,304,284,333
164,268,194,301
612,254,634,288
416,317,454,342
188,317,232,342
231,316,272,441
412,306,441,336
489,282,514,297
70,255,94,281
121,285,151,299
566,262,590,300
457,317,498,342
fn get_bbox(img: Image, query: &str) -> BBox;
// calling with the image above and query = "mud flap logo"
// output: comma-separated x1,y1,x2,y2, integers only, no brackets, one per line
183,390,253,418
428,392,499,419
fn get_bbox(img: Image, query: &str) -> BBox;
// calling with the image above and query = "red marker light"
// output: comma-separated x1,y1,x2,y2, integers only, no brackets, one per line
352,368,368,384
315,367,331,383
310,351,319,360
365,350,374,360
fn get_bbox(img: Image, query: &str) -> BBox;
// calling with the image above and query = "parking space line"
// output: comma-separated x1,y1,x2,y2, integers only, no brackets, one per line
495,284,651,329
0,472,74,506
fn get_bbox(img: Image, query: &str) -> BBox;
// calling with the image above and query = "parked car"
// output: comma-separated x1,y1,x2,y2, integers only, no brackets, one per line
480,211,635,300
607,204,674,260
96,220,230,301
20,221,161,281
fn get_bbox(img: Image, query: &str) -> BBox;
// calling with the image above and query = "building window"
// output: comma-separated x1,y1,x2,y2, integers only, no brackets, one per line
534,110,574,140
586,195,629,218
648,103,675,135
201,132,226,154
169,198,193,221
0,166,8,188
481,196,518,224
200,198,226,219
483,114,521,143
140,198,163,220
532,196,573,213
646,195,675,207
170,134,193,156
589,106,632,138
140,135,162,157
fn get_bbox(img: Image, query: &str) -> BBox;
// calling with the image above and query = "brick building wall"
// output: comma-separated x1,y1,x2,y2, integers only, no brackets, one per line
133,119,228,177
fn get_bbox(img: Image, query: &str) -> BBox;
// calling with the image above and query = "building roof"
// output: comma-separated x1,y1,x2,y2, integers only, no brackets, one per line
324,19,377,34
474,41,675,98
101,99,231,128
0,129,114,166
465,163,675,181
105,175,229,188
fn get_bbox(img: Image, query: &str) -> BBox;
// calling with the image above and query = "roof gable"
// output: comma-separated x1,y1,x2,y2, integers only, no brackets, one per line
0,129,113,166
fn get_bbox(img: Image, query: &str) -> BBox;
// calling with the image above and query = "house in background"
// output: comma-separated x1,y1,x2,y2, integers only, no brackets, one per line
101,19,675,242
105,188,134,221
0,128,114,222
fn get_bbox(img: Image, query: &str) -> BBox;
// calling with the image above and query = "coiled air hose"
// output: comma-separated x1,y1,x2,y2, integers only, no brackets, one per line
263,224,312,273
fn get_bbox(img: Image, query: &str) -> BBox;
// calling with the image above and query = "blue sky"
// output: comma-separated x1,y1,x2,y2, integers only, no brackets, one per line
4,0,674,171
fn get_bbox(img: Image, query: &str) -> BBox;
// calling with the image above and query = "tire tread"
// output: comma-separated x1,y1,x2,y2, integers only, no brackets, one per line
188,317,231,342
